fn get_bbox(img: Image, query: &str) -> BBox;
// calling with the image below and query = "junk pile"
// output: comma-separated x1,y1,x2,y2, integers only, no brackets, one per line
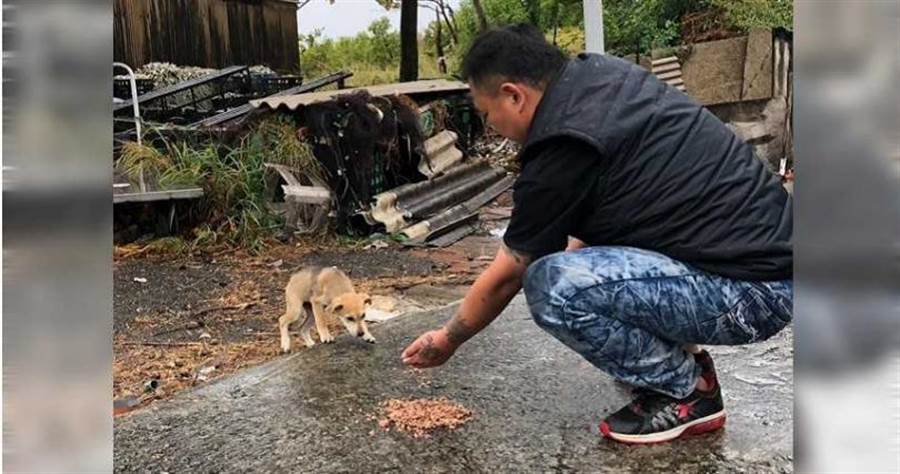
255,81,511,245
113,67,509,246
112,63,352,239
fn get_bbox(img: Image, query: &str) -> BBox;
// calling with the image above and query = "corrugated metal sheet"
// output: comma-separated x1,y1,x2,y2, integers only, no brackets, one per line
419,130,463,178
251,79,469,111
368,160,509,238
400,174,514,246
651,56,686,92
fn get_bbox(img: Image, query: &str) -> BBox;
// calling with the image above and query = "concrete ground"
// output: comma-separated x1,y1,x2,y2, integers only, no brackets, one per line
114,296,793,473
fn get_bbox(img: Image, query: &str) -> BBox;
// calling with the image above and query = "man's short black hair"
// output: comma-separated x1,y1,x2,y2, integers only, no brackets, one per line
462,24,567,92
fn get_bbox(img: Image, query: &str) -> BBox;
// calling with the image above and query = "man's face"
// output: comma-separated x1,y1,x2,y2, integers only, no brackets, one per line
469,81,537,144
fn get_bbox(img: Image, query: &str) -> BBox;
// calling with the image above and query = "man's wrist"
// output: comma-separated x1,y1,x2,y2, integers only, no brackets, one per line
443,316,478,347
434,327,457,350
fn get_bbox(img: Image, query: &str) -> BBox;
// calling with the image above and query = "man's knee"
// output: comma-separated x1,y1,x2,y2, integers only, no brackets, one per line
524,252,570,328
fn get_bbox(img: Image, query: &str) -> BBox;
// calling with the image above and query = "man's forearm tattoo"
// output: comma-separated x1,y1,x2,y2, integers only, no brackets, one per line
501,243,533,266
419,334,442,361
445,317,477,346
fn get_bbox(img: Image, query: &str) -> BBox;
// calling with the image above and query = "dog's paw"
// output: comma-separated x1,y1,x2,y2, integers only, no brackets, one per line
280,332,292,353
303,340,316,349
363,334,376,344
320,333,335,343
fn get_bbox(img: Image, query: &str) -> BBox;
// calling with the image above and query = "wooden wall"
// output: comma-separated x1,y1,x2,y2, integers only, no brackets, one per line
114,0,299,73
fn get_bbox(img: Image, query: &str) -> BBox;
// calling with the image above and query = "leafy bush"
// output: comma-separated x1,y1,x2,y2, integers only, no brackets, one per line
707,0,792,31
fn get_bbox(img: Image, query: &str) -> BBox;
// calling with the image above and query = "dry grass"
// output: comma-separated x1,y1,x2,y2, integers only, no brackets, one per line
113,338,283,403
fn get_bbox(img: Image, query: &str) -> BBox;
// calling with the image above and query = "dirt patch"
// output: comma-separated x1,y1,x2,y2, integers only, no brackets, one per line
113,240,487,412
114,338,281,402
291,249,437,279
114,259,235,332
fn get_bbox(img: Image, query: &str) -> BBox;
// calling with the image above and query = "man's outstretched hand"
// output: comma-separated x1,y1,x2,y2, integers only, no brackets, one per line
402,245,529,369
402,328,458,368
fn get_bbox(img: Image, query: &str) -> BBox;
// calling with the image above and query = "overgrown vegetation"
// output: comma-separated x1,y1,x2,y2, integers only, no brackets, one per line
300,17,444,86
422,0,792,69
298,1,791,86
117,117,324,254
706,0,792,31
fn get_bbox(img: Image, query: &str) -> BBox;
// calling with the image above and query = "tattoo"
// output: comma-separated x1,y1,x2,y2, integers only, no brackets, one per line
419,334,442,362
445,317,477,346
501,243,533,266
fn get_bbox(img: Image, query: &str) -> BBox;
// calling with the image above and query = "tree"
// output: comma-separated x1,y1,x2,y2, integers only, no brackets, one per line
399,0,419,81
428,6,445,59
422,0,459,45
521,0,541,26
367,17,401,68
472,0,489,31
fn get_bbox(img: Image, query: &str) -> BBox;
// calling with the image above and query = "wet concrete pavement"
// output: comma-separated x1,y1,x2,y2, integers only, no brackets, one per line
114,296,793,473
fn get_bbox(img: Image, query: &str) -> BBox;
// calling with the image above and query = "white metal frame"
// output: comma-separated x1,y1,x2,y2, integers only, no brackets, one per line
113,62,147,192
113,62,143,146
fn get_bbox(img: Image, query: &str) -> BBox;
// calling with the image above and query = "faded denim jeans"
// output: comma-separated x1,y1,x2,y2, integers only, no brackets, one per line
524,246,793,398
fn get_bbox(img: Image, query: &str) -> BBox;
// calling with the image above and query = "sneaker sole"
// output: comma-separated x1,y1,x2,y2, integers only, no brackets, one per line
599,410,726,445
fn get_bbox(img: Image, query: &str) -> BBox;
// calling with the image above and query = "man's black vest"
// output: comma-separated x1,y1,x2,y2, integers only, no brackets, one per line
521,53,791,280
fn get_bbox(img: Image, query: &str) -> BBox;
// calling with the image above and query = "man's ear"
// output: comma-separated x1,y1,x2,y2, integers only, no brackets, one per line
500,82,525,106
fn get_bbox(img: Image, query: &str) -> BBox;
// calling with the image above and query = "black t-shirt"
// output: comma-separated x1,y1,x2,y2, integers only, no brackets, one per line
503,137,792,281
504,138,601,257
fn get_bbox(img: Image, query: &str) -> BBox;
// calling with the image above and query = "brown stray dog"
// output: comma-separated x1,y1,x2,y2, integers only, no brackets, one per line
278,266,375,353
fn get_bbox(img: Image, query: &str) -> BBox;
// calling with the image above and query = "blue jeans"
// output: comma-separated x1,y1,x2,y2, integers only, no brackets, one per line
523,246,793,398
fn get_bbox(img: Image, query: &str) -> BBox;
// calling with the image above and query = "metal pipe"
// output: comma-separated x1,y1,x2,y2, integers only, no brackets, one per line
113,62,142,146
114,62,147,192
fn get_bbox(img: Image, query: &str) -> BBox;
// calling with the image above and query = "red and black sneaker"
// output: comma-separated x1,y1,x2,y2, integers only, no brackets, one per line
599,350,726,444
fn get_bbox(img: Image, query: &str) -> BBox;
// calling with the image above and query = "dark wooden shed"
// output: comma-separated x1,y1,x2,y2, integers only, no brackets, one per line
114,0,300,73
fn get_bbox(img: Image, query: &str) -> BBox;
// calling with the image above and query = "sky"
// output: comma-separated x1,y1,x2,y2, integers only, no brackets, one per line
297,0,461,40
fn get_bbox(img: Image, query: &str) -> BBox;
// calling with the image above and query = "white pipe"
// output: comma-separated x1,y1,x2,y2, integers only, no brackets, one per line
583,0,604,54
113,62,142,147
114,62,146,192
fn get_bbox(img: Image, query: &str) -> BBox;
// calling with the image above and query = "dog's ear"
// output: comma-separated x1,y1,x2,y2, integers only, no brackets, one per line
361,294,372,306
326,296,344,313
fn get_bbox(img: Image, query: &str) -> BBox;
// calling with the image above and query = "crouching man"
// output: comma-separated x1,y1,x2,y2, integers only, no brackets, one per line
402,25,792,444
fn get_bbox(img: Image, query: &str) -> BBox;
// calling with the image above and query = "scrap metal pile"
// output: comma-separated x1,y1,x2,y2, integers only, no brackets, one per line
112,61,510,245
256,83,512,244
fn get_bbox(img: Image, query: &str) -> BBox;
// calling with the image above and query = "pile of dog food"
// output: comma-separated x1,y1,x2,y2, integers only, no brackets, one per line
378,398,472,438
